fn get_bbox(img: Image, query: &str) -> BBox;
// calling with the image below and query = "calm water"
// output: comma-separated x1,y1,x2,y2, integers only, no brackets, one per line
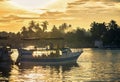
0,48,120,82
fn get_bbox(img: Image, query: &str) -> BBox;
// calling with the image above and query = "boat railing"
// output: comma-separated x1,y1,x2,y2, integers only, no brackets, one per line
71,48,83,53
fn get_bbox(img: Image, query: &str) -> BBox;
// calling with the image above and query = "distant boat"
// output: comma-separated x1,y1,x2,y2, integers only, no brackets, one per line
17,48,83,65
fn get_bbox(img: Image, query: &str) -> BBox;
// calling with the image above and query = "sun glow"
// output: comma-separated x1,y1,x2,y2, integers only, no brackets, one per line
9,0,57,13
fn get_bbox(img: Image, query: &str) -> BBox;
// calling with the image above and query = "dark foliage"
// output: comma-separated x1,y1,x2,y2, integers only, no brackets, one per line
0,20,120,48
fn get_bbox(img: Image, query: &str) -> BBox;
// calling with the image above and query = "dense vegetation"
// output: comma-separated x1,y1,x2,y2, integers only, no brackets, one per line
0,20,120,48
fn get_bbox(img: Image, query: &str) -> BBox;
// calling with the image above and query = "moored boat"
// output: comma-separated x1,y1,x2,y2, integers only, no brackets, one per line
16,37,83,65
0,46,13,63
16,48,83,65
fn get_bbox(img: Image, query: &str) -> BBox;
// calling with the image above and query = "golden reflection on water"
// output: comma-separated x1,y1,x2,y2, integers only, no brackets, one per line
0,48,120,82
9,64,80,82
79,48,120,81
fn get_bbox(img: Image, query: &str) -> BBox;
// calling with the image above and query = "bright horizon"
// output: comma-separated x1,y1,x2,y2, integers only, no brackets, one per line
0,0,120,32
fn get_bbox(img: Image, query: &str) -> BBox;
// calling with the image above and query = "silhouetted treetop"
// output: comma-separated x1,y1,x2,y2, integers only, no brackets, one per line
41,21,48,32
90,21,107,40
0,19,120,48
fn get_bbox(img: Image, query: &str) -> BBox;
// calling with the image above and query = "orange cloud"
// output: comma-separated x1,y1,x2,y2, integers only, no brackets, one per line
0,0,9,1
0,0,120,32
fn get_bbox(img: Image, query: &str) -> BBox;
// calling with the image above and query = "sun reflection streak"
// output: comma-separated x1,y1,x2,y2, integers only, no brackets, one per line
7,49,120,82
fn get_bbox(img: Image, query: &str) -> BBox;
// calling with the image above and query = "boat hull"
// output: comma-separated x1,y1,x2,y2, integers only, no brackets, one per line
16,49,83,65
17,48,33,55
20,59,78,65
17,51,82,65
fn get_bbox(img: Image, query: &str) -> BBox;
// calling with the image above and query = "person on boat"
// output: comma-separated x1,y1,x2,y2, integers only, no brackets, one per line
61,48,72,56
49,42,54,50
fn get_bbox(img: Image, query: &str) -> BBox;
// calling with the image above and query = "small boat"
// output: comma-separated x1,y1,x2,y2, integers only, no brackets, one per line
17,48,83,65
0,46,13,63
16,37,83,65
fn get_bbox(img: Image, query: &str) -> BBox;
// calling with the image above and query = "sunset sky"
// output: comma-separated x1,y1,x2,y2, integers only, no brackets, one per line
0,0,120,32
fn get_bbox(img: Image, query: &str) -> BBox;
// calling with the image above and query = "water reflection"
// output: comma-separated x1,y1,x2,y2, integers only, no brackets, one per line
79,48,120,81
19,62,79,71
0,63,11,81
1,48,120,82
9,63,79,82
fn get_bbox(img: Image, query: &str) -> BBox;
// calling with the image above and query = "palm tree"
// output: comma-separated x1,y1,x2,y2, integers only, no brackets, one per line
41,21,48,32
21,26,28,37
108,20,118,30
59,23,71,33
34,23,43,37
34,23,42,32
29,20,35,28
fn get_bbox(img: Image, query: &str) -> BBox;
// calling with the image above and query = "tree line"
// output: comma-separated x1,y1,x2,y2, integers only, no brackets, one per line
0,20,120,48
